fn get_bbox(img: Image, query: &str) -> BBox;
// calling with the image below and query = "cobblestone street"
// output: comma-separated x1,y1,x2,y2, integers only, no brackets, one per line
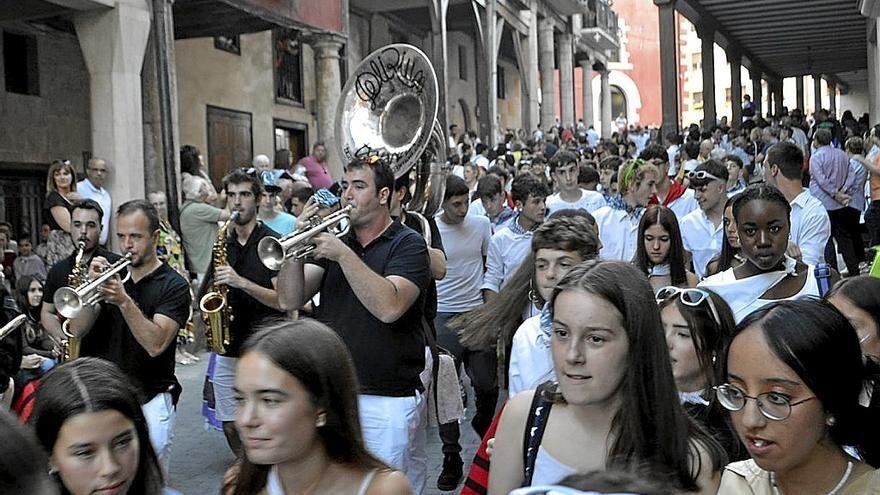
167,354,483,494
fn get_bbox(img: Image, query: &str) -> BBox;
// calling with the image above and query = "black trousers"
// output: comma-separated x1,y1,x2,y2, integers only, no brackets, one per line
824,207,864,276
866,201,880,249
434,311,499,455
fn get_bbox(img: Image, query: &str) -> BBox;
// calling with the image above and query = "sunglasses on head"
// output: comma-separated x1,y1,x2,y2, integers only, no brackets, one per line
655,286,721,327
687,170,724,182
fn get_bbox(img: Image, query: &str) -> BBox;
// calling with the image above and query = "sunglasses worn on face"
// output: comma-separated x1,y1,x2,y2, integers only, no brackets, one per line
655,286,722,327
714,383,815,421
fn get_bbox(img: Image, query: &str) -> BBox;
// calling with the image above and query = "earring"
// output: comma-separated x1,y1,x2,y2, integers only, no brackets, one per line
48,465,58,476
316,412,327,428
826,415,836,426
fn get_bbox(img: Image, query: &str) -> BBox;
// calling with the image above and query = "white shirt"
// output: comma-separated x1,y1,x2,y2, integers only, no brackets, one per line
680,209,724,280
473,154,490,169
77,178,112,244
594,206,641,262
508,316,555,396
667,188,699,219
789,189,831,266
667,144,681,176
481,219,532,293
435,215,492,313
545,189,606,217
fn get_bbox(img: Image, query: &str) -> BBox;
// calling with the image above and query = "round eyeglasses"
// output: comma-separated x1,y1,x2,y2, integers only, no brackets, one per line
714,383,815,421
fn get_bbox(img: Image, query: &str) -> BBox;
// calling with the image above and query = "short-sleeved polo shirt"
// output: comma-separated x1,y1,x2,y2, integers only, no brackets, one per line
312,221,431,396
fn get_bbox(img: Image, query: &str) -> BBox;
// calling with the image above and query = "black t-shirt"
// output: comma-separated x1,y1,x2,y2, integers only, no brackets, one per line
312,221,431,396
43,191,73,231
88,263,190,402
221,222,285,357
398,212,444,328
43,247,121,356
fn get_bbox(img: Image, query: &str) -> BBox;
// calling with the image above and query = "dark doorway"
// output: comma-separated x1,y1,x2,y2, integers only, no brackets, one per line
206,105,253,188
0,167,46,246
273,120,308,168
611,85,627,121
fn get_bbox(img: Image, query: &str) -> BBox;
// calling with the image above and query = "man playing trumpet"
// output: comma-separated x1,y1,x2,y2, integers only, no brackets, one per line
41,199,115,354
277,157,432,494
63,200,191,466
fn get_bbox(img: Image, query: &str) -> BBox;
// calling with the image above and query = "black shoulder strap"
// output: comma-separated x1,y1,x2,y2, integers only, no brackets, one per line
815,263,832,296
521,381,555,487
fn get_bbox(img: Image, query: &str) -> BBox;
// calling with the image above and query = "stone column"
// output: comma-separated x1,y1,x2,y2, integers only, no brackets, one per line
729,52,742,127
868,19,880,124
74,0,151,212
538,17,556,130
600,69,612,138
828,81,837,117
557,33,574,128
526,2,540,132
428,0,450,139
580,58,595,129
655,0,679,138
814,75,823,112
774,80,784,117
699,26,716,129
751,69,763,118
796,76,805,112
313,34,345,180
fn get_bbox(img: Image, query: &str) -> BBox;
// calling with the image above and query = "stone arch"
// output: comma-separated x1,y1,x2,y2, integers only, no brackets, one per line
590,70,644,127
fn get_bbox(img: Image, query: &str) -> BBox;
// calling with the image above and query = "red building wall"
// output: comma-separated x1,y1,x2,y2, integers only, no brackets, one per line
614,0,662,126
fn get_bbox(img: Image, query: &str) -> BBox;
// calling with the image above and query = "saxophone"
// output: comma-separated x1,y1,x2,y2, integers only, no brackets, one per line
200,212,236,354
60,240,86,362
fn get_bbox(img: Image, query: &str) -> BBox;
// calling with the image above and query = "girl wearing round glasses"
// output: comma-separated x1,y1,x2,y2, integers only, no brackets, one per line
717,299,880,493
488,261,723,494
699,184,833,323
633,205,698,292
656,286,745,461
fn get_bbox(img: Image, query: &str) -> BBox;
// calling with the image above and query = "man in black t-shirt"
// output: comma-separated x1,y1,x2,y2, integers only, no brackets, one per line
41,199,117,350
277,158,431,493
203,170,286,456
66,200,190,466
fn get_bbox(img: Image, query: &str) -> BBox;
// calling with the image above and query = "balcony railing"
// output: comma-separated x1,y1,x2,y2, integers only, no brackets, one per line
583,0,618,34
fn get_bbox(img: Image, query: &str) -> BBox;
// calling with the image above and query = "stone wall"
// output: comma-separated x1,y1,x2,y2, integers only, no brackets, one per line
0,26,91,169
175,30,316,168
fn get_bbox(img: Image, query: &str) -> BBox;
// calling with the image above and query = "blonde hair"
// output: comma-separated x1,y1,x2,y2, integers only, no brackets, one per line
617,159,659,195
45,160,77,197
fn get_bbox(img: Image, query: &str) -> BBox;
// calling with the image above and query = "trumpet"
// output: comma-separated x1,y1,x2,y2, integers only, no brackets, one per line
0,314,27,341
54,253,133,319
258,205,353,269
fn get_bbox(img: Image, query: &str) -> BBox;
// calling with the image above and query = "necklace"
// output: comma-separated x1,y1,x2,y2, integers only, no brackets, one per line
769,460,853,495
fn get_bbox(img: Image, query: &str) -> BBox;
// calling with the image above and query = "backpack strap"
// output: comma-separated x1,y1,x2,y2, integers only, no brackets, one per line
521,381,556,487
814,262,832,296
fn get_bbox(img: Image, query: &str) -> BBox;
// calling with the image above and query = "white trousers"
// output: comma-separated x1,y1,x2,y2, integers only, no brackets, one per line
142,391,176,472
358,391,428,495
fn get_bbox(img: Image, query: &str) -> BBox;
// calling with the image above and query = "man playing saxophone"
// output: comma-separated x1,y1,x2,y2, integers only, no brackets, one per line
200,169,288,457
63,200,191,466
41,200,117,354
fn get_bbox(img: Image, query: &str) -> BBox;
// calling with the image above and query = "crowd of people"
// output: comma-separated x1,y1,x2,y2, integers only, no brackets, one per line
1,100,880,495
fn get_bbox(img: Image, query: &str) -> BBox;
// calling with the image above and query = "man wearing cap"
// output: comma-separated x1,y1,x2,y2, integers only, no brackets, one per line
258,172,297,236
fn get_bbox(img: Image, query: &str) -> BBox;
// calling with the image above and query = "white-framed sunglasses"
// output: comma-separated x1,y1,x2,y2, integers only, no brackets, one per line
687,170,724,182
655,286,722,327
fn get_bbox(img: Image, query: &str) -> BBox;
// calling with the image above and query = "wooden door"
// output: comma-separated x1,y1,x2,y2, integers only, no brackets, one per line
206,106,253,188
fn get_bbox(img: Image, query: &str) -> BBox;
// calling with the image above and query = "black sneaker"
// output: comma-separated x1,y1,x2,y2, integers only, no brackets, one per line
436,453,463,491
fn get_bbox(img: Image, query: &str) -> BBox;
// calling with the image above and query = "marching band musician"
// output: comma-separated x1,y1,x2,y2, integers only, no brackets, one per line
63,200,191,467
40,199,117,350
200,170,288,457
277,157,433,494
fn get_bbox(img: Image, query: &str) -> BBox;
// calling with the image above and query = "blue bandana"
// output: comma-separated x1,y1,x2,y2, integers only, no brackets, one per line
536,302,553,349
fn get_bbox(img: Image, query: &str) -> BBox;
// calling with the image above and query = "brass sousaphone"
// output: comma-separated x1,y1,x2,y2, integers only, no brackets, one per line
336,44,448,215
